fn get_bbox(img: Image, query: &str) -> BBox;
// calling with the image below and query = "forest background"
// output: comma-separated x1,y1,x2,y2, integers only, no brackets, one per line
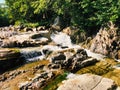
0,0,120,35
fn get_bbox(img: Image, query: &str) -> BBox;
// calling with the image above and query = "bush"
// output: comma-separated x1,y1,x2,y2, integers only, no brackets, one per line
69,0,120,35
5,0,120,34
0,6,9,27
15,20,39,28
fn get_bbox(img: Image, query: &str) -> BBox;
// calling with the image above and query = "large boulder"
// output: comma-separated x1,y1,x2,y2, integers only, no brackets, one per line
90,22,120,59
57,74,117,90
63,27,87,43
0,48,22,73
65,49,97,72
37,26,46,31
49,49,98,72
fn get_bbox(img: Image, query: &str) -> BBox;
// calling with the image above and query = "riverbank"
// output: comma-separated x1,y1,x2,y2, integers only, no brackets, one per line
0,25,120,90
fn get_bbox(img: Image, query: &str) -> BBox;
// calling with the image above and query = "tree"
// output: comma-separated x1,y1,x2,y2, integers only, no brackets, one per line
5,0,120,34
0,3,9,27
5,0,34,23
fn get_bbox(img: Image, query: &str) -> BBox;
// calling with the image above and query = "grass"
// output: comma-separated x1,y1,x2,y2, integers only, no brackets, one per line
43,71,68,90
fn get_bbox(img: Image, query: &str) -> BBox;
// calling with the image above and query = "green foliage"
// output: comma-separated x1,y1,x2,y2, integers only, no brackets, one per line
14,20,26,26
69,0,120,32
30,0,120,31
32,0,50,13
5,0,35,23
15,20,39,27
4,0,120,32
0,4,9,26
24,22,39,27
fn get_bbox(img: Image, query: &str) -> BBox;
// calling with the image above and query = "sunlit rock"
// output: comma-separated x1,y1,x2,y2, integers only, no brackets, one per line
89,22,120,59
57,74,117,90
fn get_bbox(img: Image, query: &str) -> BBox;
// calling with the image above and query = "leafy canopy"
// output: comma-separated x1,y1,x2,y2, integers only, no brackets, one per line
4,0,120,31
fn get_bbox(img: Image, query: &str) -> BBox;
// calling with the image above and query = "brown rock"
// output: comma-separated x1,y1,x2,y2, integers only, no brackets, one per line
89,22,120,59
63,27,71,35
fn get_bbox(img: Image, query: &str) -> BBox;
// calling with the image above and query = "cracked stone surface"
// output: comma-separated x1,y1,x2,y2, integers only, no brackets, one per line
57,74,117,90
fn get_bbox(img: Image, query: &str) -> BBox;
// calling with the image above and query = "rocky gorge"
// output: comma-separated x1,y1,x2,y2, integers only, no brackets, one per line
0,23,120,90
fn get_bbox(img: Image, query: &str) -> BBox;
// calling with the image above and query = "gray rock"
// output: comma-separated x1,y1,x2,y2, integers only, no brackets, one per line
48,63,60,69
37,26,45,31
80,58,98,67
63,27,87,43
64,49,91,71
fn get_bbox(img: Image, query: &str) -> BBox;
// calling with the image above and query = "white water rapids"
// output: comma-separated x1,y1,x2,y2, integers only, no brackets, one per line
20,32,105,62
51,32,105,60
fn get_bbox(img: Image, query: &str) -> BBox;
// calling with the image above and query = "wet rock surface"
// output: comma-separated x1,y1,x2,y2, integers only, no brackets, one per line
0,60,49,90
0,25,120,90
0,47,99,90
1,32,49,48
0,70,24,82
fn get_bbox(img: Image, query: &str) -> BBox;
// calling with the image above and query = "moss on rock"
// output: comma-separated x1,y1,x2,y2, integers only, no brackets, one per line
76,58,116,75
76,58,120,86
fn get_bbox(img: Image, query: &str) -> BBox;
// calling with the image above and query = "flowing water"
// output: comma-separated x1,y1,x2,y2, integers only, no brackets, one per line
51,32,105,60
1,30,120,90
20,47,44,62
20,31,106,62
51,32,73,47
20,45,61,62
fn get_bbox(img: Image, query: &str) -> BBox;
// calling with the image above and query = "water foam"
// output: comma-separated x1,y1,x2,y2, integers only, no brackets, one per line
20,31,105,62
50,32,105,60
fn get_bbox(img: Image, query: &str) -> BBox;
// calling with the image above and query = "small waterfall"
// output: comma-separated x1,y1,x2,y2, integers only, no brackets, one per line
50,32,105,60
51,32,73,47
20,31,106,62
42,45,62,51
20,45,62,62
20,47,45,62
84,49,106,60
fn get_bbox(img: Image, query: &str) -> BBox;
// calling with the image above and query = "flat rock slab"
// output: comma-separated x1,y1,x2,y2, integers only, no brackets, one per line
57,74,117,90
0,48,21,73
0,48,20,59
